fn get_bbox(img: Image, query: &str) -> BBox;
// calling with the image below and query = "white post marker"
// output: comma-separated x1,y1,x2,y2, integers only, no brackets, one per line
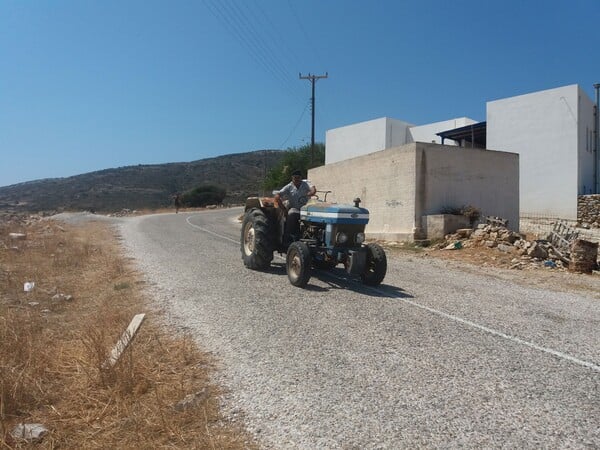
103,313,146,369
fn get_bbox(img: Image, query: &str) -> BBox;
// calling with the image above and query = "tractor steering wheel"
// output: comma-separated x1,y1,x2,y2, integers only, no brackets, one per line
315,190,332,202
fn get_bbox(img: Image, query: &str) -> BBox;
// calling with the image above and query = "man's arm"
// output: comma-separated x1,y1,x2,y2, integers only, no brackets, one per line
274,185,288,210
274,192,285,209
305,181,316,197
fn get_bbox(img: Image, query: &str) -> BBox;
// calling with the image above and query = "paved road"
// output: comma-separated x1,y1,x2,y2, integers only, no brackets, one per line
116,208,600,449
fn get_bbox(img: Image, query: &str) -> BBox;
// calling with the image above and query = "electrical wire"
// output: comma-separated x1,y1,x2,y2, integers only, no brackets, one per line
279,99,311,148
287,0,326,70
203,0,326,148
203,0,304,101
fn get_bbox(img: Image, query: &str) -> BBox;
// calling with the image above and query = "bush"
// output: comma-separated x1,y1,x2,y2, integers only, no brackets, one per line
181,185,226,207
461,205,481,225
440,204,481,226
263,143,325,191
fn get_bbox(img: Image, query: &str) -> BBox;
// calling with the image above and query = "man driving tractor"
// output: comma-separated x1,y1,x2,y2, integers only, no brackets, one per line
274,170,316,246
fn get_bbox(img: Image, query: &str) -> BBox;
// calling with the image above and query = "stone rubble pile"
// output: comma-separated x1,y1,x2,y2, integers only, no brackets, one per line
578,194,600,228
438,223,599,272
0,212,50,227
569,239,599,273
108,208,138,217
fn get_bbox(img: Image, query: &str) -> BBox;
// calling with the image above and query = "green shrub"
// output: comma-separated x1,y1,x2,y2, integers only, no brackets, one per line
182,185,226,207
263,143,325,191
440,204,481,225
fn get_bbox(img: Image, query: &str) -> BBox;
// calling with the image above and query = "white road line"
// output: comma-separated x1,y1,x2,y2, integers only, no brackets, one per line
186,216,239,244
339,274,600,373
187,216,600,373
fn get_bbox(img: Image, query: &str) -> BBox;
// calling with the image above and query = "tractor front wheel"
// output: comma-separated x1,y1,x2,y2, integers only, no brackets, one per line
241,208,273,270
360,243,387,286
286,241,311,287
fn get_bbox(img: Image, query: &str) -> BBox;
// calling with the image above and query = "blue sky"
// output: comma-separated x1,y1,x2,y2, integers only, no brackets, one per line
2,0,599,187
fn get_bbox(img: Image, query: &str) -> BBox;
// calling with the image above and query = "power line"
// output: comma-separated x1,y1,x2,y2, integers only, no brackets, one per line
287,0,326,69
279,99,311,148
203,0,303,101
204,0,329,152
225,1,298,94
250,0,304,70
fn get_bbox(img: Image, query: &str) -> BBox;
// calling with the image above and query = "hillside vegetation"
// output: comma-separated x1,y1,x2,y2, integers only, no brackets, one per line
0,150,285,213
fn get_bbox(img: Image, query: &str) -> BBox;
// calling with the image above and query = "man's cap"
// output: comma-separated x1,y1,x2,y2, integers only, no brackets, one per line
291,170,302,177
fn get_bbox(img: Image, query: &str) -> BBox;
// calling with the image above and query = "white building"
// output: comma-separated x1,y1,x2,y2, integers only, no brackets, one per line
324,83,599,221
487,84,597,219
326,117,478,165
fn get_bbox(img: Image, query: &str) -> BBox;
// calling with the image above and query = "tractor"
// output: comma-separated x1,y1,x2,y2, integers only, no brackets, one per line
240,191,387,288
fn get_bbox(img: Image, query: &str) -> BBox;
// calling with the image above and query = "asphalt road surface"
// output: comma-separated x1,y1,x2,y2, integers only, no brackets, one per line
114,208,600,449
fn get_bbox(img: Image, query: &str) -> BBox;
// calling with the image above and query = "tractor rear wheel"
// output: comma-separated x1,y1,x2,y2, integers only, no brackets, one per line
241,208,273,270
360,243,387,286
286,241,311,287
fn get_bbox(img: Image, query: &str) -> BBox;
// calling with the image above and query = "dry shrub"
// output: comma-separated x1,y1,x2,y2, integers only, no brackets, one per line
0,217,255,449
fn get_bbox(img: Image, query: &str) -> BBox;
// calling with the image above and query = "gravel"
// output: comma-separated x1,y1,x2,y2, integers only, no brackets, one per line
60,210,600,448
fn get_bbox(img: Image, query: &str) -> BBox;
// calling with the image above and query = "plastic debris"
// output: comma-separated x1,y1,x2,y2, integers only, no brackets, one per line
24,282,35,292
444,241,463,250
544,260,557,268
11,423,49,442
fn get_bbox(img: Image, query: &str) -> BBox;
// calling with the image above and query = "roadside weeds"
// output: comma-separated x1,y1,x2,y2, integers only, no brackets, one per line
0,218,256,449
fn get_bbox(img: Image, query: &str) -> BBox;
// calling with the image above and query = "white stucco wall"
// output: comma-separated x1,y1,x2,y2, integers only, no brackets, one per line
325,117,414,164
408,117,478,145
415,143,519,232
309,143,519,240
325,117,481,165
487,84,582,219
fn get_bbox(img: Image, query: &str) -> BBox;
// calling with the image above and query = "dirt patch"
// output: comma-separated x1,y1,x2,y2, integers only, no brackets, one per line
380,241,600,298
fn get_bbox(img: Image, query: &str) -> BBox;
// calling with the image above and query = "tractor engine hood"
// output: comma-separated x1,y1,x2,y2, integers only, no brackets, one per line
300,202,369,225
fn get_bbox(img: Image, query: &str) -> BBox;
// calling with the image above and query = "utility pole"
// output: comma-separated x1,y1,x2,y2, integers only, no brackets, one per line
595,83,600,193
299,72,328,167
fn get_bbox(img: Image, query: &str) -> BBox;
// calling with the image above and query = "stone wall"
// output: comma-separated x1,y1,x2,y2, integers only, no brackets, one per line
578,195,600,228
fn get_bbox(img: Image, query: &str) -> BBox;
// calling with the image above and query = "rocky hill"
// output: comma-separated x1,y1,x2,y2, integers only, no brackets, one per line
0,150,285,213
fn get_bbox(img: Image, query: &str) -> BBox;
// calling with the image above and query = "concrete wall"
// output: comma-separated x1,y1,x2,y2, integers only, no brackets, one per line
414,143,519,233
325,117,414,164
409,117,478,145
424,214,471,239
309,142,519,241
310,145,418,240
487,84,584,219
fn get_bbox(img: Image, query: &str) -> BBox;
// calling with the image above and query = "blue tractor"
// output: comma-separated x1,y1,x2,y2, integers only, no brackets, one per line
241,193,387,288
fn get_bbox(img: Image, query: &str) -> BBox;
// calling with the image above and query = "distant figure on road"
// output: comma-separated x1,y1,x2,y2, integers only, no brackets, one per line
173,193,182,213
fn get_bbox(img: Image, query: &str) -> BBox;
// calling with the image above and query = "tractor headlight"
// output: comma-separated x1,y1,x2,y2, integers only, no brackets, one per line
336,232,348,244
355,232,365,244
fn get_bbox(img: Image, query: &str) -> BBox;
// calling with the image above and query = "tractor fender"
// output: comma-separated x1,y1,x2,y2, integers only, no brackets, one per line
244,196,276,212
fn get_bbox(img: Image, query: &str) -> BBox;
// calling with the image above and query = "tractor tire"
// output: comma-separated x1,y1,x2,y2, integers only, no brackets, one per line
360,243,387,286
241,208,274,270
286,241,312,287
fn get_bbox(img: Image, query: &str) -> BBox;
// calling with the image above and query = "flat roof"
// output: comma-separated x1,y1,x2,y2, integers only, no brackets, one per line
437,121,487,147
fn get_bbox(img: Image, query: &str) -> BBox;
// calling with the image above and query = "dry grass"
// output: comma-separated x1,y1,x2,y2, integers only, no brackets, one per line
0,217,256,449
